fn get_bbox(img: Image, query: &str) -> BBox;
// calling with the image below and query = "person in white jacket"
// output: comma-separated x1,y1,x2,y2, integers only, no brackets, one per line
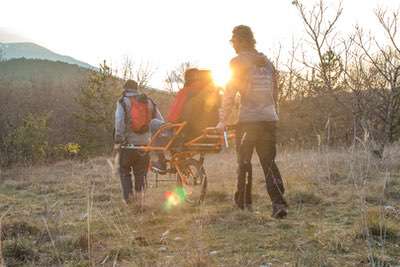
217,25,288,218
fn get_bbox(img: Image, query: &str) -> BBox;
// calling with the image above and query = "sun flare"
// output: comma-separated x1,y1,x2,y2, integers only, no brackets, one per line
211,67,232,88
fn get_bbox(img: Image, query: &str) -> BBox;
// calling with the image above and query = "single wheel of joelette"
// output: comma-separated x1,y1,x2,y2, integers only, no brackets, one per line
175,157,208,204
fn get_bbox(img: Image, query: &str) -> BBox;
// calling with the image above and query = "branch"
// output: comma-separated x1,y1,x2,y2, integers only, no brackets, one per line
376,8,400,55
354,26,392,82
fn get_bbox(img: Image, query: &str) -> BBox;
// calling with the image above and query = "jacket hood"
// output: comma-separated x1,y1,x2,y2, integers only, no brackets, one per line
123,90,140,97
238,51,269,68
253,53,268,67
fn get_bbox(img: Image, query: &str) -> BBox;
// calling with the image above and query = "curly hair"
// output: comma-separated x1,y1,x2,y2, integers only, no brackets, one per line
231,25,256,50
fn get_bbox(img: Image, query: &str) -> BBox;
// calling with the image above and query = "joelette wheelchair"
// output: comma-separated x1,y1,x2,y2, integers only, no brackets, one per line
133,122,232,203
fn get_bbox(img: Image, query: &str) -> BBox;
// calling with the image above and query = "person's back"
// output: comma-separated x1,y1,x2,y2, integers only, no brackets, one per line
180,70,221,140
114,79,163,204
150,69,220,173
166,69,220,141
230,52,278,123
167,68,200,124
115,85,163,145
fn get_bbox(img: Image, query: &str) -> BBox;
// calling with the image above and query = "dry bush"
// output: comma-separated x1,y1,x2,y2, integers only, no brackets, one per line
358,208,400,241
3,239,38,265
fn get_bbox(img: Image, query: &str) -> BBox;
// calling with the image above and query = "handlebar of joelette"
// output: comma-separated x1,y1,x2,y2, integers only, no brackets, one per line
223,130,229,148
225,125,237,131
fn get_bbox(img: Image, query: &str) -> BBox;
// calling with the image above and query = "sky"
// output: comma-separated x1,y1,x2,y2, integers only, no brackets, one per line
1,0,399,88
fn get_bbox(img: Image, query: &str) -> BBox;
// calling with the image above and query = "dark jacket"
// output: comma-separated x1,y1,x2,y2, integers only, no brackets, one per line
181,84,221,140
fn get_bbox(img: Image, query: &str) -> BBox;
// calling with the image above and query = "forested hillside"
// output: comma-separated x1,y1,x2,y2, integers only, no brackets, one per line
0,49,397,167
0,59,172,166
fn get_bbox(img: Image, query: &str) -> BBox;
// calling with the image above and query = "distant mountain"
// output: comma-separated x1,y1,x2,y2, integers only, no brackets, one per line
0,42,95,70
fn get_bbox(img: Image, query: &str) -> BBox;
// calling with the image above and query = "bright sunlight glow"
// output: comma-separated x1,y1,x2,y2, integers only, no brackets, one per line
211,67,232,88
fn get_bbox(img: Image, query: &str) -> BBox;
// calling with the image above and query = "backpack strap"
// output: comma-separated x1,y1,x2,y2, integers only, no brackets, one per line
148,98,157,118
119,93,130,128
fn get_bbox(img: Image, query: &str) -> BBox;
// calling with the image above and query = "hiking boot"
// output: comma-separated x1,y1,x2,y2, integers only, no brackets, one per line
234,191,244,209
122,193,134,206
272,203,288,219
122,199,130,206
151,160,167,174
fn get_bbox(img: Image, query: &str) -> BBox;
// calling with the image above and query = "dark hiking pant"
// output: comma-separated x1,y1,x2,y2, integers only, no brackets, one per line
119,148,149,201
235,122,286,209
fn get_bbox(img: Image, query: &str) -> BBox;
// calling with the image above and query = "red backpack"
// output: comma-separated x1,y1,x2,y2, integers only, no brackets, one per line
122,93,154,134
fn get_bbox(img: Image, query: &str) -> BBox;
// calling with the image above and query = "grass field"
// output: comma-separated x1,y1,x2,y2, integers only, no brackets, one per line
1,145,400,266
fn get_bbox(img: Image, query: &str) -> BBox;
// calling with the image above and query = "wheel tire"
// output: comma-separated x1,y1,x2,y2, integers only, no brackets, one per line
176,158,207,203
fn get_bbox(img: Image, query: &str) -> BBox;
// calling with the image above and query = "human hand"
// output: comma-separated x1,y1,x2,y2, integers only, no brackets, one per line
113,144,121,151
216,122,225,133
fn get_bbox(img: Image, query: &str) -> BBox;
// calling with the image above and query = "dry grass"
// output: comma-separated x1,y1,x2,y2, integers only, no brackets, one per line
0,145,399,266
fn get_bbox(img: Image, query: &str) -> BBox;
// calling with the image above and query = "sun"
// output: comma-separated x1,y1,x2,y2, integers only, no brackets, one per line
211,67,232,88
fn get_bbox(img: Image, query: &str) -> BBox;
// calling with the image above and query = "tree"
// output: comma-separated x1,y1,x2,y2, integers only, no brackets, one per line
164,62,195,94
120,57,155,91
2,113,50,165
293,0,343,93
75,61,121,152
353,9,400,154
275,41,309,104
293,0,352,145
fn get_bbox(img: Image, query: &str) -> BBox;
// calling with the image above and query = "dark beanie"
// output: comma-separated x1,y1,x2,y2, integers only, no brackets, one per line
123,79,138,90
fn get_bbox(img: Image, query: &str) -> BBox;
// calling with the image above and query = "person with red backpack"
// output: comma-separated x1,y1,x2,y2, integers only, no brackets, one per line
114,79,164,205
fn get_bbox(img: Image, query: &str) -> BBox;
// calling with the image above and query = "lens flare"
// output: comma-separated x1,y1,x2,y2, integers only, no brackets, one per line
211,67,231,88
163,187,187,211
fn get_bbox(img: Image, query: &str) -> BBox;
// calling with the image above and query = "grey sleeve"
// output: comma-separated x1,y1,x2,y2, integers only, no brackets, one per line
149,99,164,122
114,101,126,144
153,106,165,122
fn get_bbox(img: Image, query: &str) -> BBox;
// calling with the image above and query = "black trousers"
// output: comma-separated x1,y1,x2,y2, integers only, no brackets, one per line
119,148,149,201
235,121,286,208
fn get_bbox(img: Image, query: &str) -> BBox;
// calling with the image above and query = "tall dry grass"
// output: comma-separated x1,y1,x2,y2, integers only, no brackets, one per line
0,142,399,266
0,206,12,267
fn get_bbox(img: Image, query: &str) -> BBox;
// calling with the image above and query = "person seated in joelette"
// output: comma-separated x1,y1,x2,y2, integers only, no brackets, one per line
151,68,221,173
166,68,200,124
168,69,220,139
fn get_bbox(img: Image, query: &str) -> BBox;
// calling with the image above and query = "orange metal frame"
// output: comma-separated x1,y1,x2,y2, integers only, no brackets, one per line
135,122,187,152
137,123,226,154
138,123,235,188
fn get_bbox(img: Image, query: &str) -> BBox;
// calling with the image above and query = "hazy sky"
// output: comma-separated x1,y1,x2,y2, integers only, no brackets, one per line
1,0,399,88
